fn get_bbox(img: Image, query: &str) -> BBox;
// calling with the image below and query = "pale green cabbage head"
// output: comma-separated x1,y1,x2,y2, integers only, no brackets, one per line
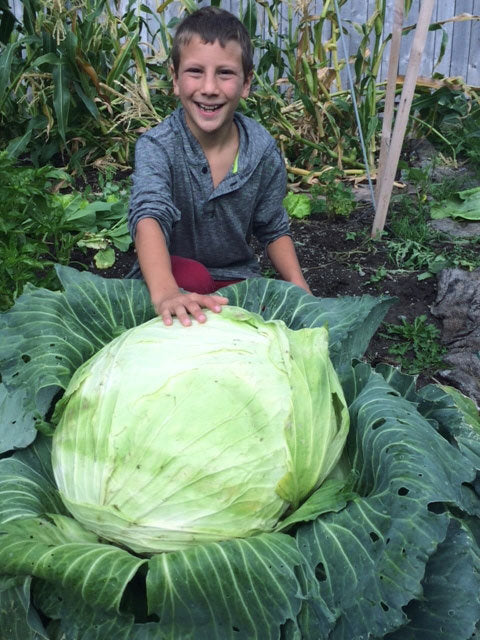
52,306,349,554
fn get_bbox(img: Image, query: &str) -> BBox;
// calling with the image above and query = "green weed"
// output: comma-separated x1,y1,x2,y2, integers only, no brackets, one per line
380,315,447,375
311,170,356,218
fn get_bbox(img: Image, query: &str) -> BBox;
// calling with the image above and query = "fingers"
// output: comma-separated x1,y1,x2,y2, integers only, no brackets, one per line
154,292,229,327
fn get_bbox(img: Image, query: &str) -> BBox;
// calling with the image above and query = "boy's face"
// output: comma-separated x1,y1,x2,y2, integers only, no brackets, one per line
172,35,252,142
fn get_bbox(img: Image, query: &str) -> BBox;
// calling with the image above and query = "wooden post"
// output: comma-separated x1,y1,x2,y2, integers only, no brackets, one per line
375,0,404,202
371,0,436,237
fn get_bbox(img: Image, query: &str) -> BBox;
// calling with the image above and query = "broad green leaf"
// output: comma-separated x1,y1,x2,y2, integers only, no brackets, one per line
283,192,311,219
401,379,480,472
242,0,257,38
107,35,139,88
430,186,480,221
0,517,146,612
438,384,480,433
6,129,33,158
94,247,115,269
0,576,49,640
0,383,37,453
0,266,154,421
295,363,477,639
274,478,353,532
386,518,480,640
0,457,66,525
146,533,304,639
0,6,15,44
0,436,65,525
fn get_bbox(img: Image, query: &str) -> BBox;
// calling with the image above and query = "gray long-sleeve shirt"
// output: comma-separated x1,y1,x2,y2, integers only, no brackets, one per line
128,107,291,280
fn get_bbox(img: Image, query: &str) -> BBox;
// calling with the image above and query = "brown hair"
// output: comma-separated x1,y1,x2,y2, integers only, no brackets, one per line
171,7,253,80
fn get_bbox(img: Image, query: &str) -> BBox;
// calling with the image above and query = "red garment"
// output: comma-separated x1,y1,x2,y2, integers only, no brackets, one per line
171,256,242,294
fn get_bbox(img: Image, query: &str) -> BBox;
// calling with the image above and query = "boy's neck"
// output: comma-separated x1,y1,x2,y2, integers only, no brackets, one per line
187,117,238,155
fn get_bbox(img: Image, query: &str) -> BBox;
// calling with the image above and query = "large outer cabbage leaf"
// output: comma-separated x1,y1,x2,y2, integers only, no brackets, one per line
51,307,349,553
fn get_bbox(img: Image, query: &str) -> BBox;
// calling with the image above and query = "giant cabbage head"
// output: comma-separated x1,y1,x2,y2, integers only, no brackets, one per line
51,306,349,554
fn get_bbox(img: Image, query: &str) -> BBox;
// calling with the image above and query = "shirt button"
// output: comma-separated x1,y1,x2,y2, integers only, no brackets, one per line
201,166,208,174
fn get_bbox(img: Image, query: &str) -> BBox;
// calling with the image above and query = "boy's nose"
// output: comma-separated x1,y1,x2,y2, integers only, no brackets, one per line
201,72,219,95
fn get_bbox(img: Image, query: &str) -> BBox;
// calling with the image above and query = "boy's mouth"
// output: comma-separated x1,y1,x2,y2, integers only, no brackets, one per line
196,102,223,113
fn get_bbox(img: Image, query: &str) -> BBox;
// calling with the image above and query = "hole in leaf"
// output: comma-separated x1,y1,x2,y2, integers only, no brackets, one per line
315,562,327,582
380,601,389,612
398,487,409,496
232,626,240,632
21,354,31,363
428,502,445,514
369,531,380,543
371,418,386,430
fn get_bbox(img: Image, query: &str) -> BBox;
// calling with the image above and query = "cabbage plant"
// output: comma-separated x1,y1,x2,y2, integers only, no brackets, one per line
1,267,480,639
52,308,349,553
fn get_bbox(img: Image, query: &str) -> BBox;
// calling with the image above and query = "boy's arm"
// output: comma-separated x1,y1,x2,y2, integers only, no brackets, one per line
135,218,228,326
266,235,312,294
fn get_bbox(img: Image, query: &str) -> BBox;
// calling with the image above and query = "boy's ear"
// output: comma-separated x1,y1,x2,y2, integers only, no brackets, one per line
241,71,253,98
170,64,179,95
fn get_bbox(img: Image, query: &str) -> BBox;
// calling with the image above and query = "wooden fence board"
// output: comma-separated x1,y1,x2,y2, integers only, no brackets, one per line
6,0,480,84
450,0,474,78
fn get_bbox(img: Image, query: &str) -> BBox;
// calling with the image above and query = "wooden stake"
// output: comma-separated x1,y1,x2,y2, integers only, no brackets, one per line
371,0,436,237
375,0,404,202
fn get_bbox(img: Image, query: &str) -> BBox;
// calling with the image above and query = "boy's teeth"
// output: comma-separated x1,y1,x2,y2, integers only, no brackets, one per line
199,104,220,111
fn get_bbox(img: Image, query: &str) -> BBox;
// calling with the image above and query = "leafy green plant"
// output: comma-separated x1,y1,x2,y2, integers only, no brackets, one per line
366,265,389,284
52,306,349,553
380,314,447,375
411,86,480,162
0,152,131,310
310,169,356,218
386,237,480,280
2,270,480,637
283,191,311,219
0,0,173,169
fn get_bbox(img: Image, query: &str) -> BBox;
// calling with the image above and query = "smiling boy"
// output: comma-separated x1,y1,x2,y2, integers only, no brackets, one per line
128,7,311,326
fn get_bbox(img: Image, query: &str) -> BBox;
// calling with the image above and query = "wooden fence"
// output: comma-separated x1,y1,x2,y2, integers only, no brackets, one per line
8,0,480,85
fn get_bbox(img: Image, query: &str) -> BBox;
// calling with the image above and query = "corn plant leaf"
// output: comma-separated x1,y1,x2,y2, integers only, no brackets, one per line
0,4,15,44
52,58,71,143
242,0,257,39
0,41,16,104
107,35,139,88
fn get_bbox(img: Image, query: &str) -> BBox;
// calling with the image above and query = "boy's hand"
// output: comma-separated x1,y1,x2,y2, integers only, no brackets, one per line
153,291,229,327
